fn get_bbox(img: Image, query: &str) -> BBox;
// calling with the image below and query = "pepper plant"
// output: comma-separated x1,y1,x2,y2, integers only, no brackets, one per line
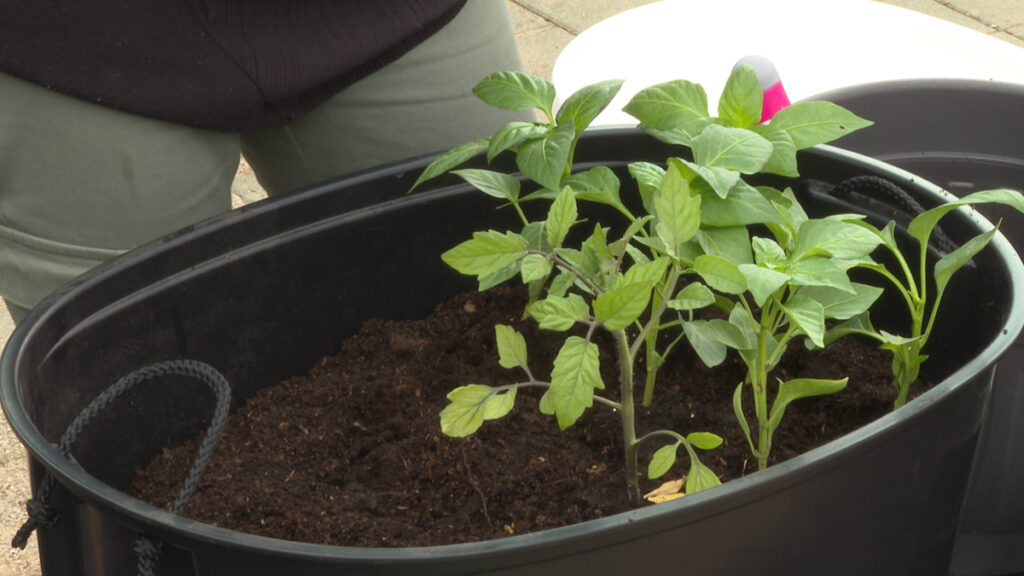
413,64,1023,498
821,189,1024,408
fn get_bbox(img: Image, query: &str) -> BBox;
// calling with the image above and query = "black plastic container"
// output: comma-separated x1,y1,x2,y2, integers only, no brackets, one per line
3,129,1023,575
807,80,1024,576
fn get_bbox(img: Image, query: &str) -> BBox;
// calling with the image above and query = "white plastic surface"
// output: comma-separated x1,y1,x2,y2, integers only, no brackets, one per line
551,0,1024,125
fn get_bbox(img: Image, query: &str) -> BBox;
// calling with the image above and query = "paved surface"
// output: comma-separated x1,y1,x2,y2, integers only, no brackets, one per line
2,1,1022,574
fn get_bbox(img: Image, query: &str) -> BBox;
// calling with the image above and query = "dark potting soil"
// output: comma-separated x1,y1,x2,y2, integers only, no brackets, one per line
128,285,898,548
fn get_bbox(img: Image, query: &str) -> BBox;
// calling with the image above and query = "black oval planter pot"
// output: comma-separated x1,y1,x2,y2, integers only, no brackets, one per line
809,79,1024,576
3,129,1024,576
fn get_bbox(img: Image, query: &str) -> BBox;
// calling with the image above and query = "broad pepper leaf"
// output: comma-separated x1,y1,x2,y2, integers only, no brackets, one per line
766,378,848,433
694,254,748,295
798,283,884,320
623,79,711,134
453,168,521,202
487,122,550,162
411,138,489,191
739,264,791,307
684,320,729,367
769,101,873,149
654,163,702,256
474,71,556,116
780,294,826,347
517,123,575,191
556,79,625,135
691,124,773,174
718,64,763,129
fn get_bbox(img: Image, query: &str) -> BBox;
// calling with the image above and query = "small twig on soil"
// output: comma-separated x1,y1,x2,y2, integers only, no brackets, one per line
461,449,494,529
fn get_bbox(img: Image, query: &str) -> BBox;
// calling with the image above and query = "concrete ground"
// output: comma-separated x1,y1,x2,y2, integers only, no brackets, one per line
2,1,1023,574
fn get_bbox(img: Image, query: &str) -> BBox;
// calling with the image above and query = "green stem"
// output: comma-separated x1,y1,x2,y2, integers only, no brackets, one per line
755,309,772,471
615,330,642,504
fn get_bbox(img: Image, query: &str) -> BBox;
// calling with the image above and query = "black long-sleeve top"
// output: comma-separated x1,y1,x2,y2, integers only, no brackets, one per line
0,1,467,131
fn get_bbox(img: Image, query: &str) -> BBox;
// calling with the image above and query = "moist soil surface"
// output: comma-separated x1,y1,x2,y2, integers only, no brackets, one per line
129,285,898,548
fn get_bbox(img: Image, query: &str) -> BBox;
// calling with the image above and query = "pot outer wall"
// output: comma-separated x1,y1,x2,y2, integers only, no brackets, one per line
3,129,1023,576
808,79,1024,576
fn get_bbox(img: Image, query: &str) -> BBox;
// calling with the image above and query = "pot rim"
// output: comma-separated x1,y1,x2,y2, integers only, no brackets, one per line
4,136,1024,564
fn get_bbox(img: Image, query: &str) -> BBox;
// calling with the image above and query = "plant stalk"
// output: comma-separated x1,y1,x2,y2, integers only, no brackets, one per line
615,330,642,504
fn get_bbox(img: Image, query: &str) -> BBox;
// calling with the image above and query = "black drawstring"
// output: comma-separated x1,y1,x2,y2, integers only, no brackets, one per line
11,359,232,576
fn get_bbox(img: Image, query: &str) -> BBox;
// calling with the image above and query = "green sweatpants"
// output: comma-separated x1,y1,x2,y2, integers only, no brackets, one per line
0,0,527,323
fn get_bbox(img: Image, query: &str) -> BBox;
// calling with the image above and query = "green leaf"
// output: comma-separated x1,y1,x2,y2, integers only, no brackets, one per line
453,169,521,202
520,253,553,283
548,336,603,429
669,157,741,200
668,282,716,311
628,162,665,215
654,163,702,256
700,181,780,225
732,383,755,454
752,123,799,177
555,246,601,280
473,71,556,116
565,166,626,213
487,122,551,162
909,188,1024,247
822,312,879,347
594,282,653,330
686,460,722,494
718,64,763,129
478,260,522,291
739,264,791,307
517,123,575,191
935,226,999,300
548,270,575,298
528,294,591,331
442,230,529,277
618,257,670,289
684,320,729,367
440,385,517,437
410,138,489,191
547,185,578,248
769,101,873,149
699,226,753,265
622,79,711,134
753,236,787,266
686,431,724,451
648,443,679,479
794,219,883,260
798,283,884,320
556,79,625,135
691,124,774,174
701,317,753,351
767,378,848,433
780,294,826,347
694,254,748,295
495,325,528,370
785,257,855,292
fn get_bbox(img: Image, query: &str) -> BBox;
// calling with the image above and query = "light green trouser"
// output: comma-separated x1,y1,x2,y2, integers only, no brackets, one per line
0,0,526,324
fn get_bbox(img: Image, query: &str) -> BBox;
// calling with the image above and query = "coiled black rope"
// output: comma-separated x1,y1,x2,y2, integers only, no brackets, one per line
828,175,960,254
11,359,232,576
